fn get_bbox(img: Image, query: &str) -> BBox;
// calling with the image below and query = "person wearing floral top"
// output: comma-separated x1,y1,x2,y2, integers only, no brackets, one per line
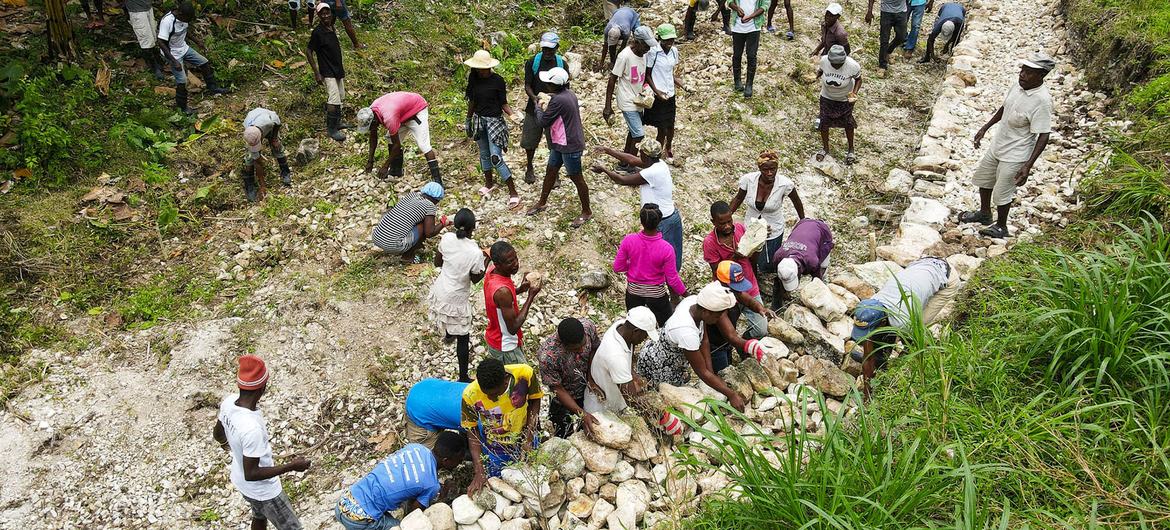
537,318,602,438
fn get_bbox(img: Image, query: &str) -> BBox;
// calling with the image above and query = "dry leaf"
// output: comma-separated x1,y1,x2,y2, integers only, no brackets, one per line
2,0,28,7
95,62,111,96
154,86,176,96
0,181,12,194
12,167,31,179
287,61,307,69
0,131,16,146
270,59,285,68
370,432,399,452
228,58,240,68
104,312,124,328
112,203,135,221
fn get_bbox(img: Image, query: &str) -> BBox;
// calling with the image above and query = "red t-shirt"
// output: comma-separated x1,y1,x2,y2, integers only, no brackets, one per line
483,266,522,351
701,222,760,297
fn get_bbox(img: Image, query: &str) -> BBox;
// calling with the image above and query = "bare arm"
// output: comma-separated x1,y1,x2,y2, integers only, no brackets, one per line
595,146,646,169
683,343,743,410
242,455,310,482
523,397,542,444
974,106,1004,148
603,73,618,118
591,164,648,187
212,420,228,450
466,431,487,493
493,284,539,335
305,44,322,84
729,188,748,214
365,123,379,171
789,188,806,219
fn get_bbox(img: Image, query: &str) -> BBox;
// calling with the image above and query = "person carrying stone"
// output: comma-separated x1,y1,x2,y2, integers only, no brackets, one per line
520,32,567,185
462,358,544,494
728,0,770,97
814,45,863,164
592,139,683,269
241,107,290,202
125,0,165,79
643,24,684,161
772,217,835,306
810,2,850,57
404,378,470,449
959,52,1055,239
525,67,593,228
370,182,449,263
729,150,806,306
213,356,310,530
464,49,519,208
333,433,467,530
918,2,967,63
157,1,229,114
483,240,541,364
306,2,348,142
702,200,765,334
307,0,362,49
537,317,602,438
603,26,656,164
865,0,909,71
600,5,641,69
707,260,771,371
357,92,443,184
427,208,489,382
611,203,687,326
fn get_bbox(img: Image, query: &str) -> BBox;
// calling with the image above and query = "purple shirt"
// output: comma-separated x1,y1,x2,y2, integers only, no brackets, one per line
536,89,585,153
772,218,834,277
613,231,686,295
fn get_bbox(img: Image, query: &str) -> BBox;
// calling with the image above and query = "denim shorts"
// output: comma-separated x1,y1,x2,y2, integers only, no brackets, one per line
622,110,645,139
317,0,350,19
548,150,583,175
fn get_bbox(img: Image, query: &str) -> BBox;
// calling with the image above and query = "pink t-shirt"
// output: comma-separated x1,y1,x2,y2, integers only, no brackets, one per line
613,231,686,295
701,223,760,297
370,92,428,135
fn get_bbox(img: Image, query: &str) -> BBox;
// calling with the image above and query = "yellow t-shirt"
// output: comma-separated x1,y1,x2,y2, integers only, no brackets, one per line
461,364,544,448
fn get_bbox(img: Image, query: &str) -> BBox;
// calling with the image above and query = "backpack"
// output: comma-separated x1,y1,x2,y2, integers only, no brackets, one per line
531,52,565,75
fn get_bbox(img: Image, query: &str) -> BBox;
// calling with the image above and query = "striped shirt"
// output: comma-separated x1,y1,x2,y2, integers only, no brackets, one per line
371,192,436,253
348,443,440,517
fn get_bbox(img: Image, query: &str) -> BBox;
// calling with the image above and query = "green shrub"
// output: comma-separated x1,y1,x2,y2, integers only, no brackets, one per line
0,67,102,184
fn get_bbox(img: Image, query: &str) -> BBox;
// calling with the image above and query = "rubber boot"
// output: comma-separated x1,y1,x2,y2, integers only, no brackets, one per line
427,159,442,186
720,7,730,34
144,48,166,80
175,85,193,115
242,168,259,202
199,64,230,95
744,63,756,98
288,7,298,28
733,65,743,93
388,154,404,178
683,10,696,41
326,105,346,142
277,156,291,186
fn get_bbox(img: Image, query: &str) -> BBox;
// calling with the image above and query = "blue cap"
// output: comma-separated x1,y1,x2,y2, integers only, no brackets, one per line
420,182,444,200
850,299,888,341
540,32,560,48
715,261,753,293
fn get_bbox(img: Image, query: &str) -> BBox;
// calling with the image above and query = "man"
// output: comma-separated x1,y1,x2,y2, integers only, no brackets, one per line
358,92,443,184
520,32,567,184
765,0,794,40
865,0,909,71
904,0,931,56
815,45,863,164
158,1,229,114
525,67,593,228
125,0,165,79
462,358,544,494
484,241,541,364
601,5,640,69
708,261,771,371
603,26,656,164
213,356,310,530
306,3,347,142
242,107,290,203
850,257,951,397
959,52,1055,239
702,201,763,325
334,433,468,530
681,0,715,41
308,0,361,48
538,317,602,438
773,218,835,306
371,182,449,262
811,2,850,57
404,378,469,449
918,2,967,63
729,0,770,97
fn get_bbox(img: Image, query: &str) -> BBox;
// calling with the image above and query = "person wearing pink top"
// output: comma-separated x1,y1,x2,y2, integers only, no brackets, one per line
357,92,443,184
613,204,687,325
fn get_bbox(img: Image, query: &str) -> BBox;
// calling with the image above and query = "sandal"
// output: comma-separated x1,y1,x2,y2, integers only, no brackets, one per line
785,30,795,40
815,149,827,162
845,151,857,165
957,210,993,225
507,196,522,210
478,186,494,198
526,204,548,216
979,224,1009,239
571,214,593,228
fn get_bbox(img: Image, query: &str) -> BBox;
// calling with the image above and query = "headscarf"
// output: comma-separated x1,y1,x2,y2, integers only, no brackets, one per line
757,150,780,169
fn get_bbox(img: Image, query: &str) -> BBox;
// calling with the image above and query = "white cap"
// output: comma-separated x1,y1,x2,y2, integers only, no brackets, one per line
355,107,375,129
939,20,956,39
538,66,570,85
696,281,736,312
625,306,659,343
243,126,263,152
826,2,843,15
777,258,800,292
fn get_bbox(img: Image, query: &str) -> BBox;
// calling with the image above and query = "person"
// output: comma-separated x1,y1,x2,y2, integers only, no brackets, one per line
125,0,165,79
484,240,541,364
702,201,762,321
707,260,771,371
635,282,760,411
242,108,290,202
427,209,489,382
866,0,909,71
464,49,519,208
584,306,656,414
918,2,967,63
404,379,470,448
82,0,106,29
520,32,567,184
681,0,717,41
849,257,950,397
306,3,348,143
537,317,602,438
525,67,593,228
959,52,1055,239
592,140,683,270
772,218,835,306
334,433,467,530
611,204,687,326
158,1,230,114
358,92,443,184
810,2,850,57
904,0,931,56
601,5,640,69
462,358,544,494
729,0,769,97
643,24,684,161
213,356,310,530
728,151,806,306
371,182,448,262
307,0,361,49
765,0,794,40
814,45,863,164
603,26,656,164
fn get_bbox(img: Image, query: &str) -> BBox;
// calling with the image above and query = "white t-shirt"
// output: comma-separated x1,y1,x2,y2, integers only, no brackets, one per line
819,56,861,102
584,321,636,413
638,161,675,217
663,296,703,350
244,108,281,137
645,45,679,98
738,171,796,239
991,84,1053,163
611,47,647,113
157,12,190,59
730,0,765,34
430,233,486,306
218,395,283,501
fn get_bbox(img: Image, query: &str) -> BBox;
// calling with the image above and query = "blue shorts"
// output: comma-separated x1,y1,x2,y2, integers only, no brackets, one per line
622,110,645,139
318,0,350,19
167,48,209,85
548,150,583,175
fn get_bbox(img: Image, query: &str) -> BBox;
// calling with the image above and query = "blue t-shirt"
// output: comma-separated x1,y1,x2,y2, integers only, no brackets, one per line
604,7,640,38
405,379,468,431
931,3,966,35
350,444,441,517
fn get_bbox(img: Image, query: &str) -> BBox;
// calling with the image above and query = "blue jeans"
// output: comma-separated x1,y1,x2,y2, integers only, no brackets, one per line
548,150,583,175
622,110,645,139
334,503,398,530
168,48,209,85
741,294,768,339
755,234,785,273
905,4,927,51
476,121,512,181
659,210,684,272
478,427,541,477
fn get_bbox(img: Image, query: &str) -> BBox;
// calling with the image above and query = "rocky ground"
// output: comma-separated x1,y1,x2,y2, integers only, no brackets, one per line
0,0,1113,528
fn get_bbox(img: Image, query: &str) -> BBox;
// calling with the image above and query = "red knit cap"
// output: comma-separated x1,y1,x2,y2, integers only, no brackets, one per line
237,355,269,390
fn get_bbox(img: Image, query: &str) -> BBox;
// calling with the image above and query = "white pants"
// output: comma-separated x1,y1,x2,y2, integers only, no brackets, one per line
391,107,432,154
128,10,157,49
324,77,345,106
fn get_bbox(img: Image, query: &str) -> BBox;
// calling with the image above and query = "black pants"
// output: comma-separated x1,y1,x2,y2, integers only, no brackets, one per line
549,393,585,439
879,11,909,67
731,30,760,83
625,291,674,326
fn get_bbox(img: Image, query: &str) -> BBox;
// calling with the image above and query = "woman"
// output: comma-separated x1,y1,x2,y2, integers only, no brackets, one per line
612,204,687,325
643,24,683,161
428,208,489,382
728,151,805,308
464,49,520,209
591,139,683,271
371,182,449,263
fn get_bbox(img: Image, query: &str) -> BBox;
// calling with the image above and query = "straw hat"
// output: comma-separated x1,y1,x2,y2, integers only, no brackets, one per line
463,49,500,69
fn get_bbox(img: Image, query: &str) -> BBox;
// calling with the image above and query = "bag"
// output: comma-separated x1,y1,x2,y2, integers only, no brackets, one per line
632,84,656,109
531,52,565,75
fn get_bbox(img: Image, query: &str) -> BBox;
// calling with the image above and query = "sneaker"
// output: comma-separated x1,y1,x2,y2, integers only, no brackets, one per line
766,25,776,33
785,30,794,40
957,210,993,225
979,224,1009,238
